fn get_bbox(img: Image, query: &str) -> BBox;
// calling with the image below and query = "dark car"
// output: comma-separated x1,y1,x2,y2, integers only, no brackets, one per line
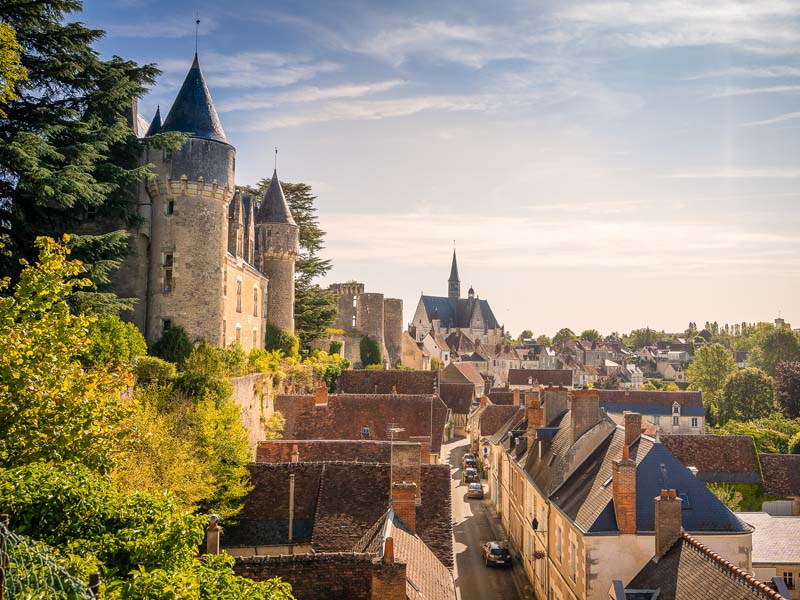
463,467,479,483
483,541,512,567
463,457,478,470
466,482,484,499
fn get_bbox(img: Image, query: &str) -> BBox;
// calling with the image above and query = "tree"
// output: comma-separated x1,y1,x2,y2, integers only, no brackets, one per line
0,22,27,117
0,236,130,473
517,330,533,342
718,368,774,425
84,313,147,367
625,327,665,349
789,431,800,454
580,329,601,342
749,327,800,376
265,324,300,357
775,362,800,418
687,343,737,422
536,334,552,346
360,335,382,367
553,328,577,348
0,2,183,309
151,325,192,365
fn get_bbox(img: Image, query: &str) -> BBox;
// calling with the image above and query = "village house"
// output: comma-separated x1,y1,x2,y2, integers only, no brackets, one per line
400,331,432,370
737,512,800,599
441,362,485,399
594,390,705,434
490,388,752,600
508,368,573,389
422,330,452,367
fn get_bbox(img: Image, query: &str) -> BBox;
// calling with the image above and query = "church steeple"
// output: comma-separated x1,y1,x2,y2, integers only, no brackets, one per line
160,53,227,144
448,249,460,300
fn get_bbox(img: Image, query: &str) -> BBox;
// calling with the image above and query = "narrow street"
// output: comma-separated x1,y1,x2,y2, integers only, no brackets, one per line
443,437,527,600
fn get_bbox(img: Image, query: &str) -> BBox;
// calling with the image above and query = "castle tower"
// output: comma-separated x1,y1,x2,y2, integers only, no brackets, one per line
255,168,299,333
142,52,235,345
448,249,460,300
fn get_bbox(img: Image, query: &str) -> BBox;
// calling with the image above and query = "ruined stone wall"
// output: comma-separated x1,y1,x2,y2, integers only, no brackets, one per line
382,298,403,367
230,373,272,457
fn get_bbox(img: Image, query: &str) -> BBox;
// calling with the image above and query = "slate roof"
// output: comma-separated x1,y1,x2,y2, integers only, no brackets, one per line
480,405,523,437
419,295,500,330
625,533,787,600
508,369,572,387
737,512,800,565
488,390,516,405
445,331,474,355
161,53,227,143
438,382,475,414
225,462,454,568
255,440,392,464
338,369,439,395
760,454,800,496
144,105,161,136
255,168,296,225
595,390,705,417
274,393,448,455
661,435,761,484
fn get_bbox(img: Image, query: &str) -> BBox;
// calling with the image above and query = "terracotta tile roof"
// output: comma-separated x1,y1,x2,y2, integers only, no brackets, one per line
275,393,448,455
488,390,516,405
595,389,705,416
226,462,454,568
337,369,439,395
661,435,761,484
255,440,392,464
761,454,800,496
480,405,523,437
625,533,788,600
441,362,484,387
390,513,455,600
439,382,475,414
737,512,800,565
508,368,573,386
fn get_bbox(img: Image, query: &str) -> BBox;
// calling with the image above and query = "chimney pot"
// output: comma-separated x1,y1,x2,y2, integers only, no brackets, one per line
622,443,630,461
661,489,668,499
623,412,642,447
383,536,395,563
668,489,677,499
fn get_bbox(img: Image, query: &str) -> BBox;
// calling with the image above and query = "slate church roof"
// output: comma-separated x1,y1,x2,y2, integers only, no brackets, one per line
420,295,500,330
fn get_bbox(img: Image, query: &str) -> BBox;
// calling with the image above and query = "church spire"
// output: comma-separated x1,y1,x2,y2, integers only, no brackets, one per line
160,53,227,143
448,249,460,300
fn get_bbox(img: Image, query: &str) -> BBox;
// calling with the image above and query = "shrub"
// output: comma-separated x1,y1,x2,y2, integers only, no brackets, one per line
265,324,299,357
133,356,177,386
359,335,382,367
328,340,343,355
84,314,147,367
151,326,192,366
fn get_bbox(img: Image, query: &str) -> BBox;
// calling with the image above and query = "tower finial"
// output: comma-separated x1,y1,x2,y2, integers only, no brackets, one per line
195,15,200,54
274,146,278,171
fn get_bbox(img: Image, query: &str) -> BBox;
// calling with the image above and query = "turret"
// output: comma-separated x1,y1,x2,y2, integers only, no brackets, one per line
255,168,299,333
448,249,460,300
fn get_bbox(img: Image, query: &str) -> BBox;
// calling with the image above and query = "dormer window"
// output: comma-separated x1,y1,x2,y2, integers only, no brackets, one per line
673,404,680,414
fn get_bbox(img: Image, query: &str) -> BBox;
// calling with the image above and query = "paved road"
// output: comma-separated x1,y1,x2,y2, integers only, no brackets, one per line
444,437,526,600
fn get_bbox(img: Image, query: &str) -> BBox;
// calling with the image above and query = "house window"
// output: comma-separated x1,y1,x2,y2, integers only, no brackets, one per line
235,325,241,343
165,200,175,215
555,526,562,562
673,416,679,426
361,426,370,438
162,319,171,332
162,253,174,292
253,287,259,316
236,279,242,312
569,543,577,582
784,572,794,589
691,417,698,427
673,405,680,414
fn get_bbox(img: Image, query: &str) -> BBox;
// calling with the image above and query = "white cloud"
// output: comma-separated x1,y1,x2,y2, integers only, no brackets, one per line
664,167,800,178
739,111,800,127
685,65,800,79
712,84,800,97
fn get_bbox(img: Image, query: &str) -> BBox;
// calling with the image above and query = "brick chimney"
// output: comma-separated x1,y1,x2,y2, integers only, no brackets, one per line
314,383,328,406
392,482,417,532
612,444,637,535
570,390,601,446
655,489,682,559
526,391,543,445
543,386,569,427
290,443,300,463
383,536,395,563
408,436,430,465
624,412,642,446
480,395,488,408
391,442,421,493
513,388,520,406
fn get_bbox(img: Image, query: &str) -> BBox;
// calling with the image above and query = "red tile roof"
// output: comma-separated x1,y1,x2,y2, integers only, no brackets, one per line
337,369,439,395
256,440,392,464
761,454,800,497
661,434,760,483
480,405,523,437
438,382,475,414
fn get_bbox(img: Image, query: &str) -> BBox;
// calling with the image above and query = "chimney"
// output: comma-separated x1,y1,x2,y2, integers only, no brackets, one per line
655,489,682,559
290,443,300,463
526,391,543,445
543,386,569,427
480,395,488,408
391,442,421,494
314,383,328,406
612,444,637,535
383,536,395,563
513,388,520,406
624,412,642,447
408,436,430,465
392,482,417,532
570,390,601,446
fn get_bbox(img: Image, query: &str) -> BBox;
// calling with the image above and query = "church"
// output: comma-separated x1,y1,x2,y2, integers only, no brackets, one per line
409,251,505,347
113,52,298,352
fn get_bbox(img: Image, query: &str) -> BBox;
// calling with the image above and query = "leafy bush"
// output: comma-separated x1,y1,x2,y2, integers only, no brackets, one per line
359,335,382,367
133,356,177,386
714,415,800,453
84,314,147,367
328,340,343,355
265,324,299,357
150,325,192,366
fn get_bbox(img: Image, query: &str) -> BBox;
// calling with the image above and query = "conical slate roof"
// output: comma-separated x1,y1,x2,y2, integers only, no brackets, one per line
449,250,459,283
144,105,161,136
256,169,296,225
161,53,227,143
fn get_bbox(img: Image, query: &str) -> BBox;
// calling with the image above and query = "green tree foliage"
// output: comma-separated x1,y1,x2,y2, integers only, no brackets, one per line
624,327,667,349
431,356,442,370
789,431,800,454
719,368,774,425
151,325,192,365
0,237,130,473
714,415,800,454
265,324,300,357
775,362,800,418
0,463,293,600
687,343,737,422
84,313,147,367
329,340,343,355
580,329,601,342
536,334,552,346
517,330,533,342
749,327,800,376
553,328,577,348
0,22,27,117
360,335,382,367
0,2,184,308
133,356,177,386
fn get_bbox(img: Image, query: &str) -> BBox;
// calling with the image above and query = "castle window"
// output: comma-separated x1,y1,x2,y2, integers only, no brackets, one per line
353,296,357,308
236,279,242,312
222,320,226,347
352,315,356,328
162,319,172,332
252,328,257,348
166,200,175,215
253,287,259,317
235,324,241,342
162,253,174,293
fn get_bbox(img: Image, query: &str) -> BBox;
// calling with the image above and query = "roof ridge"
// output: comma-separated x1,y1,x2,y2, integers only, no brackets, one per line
310,463,328,547
681,533,787,599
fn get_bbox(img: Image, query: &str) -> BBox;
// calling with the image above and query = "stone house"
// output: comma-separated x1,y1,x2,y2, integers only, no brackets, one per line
422,331,451,367
508,368,573,389
441,362,485,399
594,390,705,434
401,331,431,370
737,512,799,599
490,389,753,600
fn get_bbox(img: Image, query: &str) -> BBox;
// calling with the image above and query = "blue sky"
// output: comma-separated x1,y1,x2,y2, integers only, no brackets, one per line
81,0,800,336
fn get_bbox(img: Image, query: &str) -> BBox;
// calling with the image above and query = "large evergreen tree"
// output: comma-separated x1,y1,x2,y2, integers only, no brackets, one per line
0,1,181,313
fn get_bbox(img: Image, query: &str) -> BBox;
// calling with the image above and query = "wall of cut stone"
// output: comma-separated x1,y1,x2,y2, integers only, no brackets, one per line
230,373,272,457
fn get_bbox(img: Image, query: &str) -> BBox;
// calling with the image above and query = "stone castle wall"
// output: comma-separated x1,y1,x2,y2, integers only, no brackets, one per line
229,372,272,457
382,298,403,366
256,222,298,334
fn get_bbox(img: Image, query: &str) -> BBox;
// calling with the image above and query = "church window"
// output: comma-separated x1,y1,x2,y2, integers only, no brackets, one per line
166,200,175,215
253,286,259,316
235,325,241,342
162,253,174,293
236,279,242,312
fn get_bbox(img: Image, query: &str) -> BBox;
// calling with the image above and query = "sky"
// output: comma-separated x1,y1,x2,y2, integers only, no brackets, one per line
80,0,800,337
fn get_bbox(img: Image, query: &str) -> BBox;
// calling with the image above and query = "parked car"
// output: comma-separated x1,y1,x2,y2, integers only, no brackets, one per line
466,482,484,499
463,457,478,470
463,467,479,483
483,541,512,567
462,453,476,466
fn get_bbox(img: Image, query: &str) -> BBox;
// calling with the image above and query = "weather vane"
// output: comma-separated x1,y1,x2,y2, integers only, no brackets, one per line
195,14,200,53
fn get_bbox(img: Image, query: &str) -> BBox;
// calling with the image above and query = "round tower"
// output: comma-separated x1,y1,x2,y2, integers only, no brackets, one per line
255,168,300,334
143,53,235,346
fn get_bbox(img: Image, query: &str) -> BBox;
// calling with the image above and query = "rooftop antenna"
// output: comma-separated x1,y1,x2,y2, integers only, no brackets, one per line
195,14,200,54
